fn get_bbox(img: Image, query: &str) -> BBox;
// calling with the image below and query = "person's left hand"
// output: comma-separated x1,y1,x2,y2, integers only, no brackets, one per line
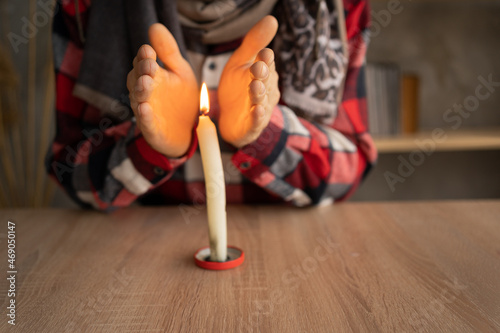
218,15,280,148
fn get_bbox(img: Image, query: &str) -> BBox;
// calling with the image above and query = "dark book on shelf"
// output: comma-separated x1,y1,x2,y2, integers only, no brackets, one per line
365,63,402,136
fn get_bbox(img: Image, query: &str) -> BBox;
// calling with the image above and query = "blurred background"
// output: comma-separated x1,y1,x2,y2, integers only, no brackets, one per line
0,0,499,208
352,0,500,201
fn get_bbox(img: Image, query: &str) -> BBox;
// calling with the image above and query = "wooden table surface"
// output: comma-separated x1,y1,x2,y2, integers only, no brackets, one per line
1,201,499,332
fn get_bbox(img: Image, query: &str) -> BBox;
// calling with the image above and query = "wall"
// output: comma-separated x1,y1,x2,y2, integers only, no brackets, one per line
351,0,500,201
367,0,500,130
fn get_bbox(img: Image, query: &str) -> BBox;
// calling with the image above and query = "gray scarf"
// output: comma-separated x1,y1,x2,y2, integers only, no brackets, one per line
74,0,186,117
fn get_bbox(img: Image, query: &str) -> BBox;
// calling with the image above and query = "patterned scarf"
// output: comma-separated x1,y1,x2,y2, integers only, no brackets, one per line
273,0,347,125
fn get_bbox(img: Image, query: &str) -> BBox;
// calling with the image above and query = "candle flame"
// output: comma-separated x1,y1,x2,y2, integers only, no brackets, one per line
200,82,210,115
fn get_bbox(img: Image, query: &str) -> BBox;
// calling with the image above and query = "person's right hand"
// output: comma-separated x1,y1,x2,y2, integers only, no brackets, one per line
127,23,198,158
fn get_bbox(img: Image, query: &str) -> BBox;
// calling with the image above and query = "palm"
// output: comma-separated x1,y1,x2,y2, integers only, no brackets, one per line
218,62,253,143
147,67,198,155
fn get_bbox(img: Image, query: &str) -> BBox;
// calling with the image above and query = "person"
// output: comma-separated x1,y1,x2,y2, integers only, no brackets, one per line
46,0,377,211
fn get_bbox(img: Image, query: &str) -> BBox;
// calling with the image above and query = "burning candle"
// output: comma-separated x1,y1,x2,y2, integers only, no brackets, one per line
196,83,227,262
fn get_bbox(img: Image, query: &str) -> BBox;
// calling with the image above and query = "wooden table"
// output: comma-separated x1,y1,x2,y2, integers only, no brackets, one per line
1,201,499,332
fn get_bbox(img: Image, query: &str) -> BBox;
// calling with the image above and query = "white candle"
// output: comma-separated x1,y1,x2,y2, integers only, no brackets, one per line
196,83,227,262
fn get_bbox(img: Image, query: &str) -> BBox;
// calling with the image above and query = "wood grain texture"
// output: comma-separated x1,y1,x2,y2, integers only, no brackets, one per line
0,201,499,332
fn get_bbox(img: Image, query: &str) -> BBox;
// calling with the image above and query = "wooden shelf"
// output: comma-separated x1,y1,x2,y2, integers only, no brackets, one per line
374,129,500,153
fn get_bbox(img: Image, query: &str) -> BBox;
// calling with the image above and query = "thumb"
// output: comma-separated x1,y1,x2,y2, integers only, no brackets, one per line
148,23,185,72
231,15,278,65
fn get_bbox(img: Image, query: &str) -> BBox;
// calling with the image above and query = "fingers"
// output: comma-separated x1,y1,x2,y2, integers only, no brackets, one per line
128,71,155,124
249,59,279,105
250,61,269,81
248,79,272,137
248,104,270,138
250,49,277,86
245,49,279,140
128,44,161,113
148,23,185,72
128,61,158,92
250,61,271,101
249,80,266,105
231,15,278,65
133,44,156,68
127,70,135,94
134,74,154,103
136,102,158,140
128,44,158,94
257,48,275,70
135,58,158,79
251,104,267,123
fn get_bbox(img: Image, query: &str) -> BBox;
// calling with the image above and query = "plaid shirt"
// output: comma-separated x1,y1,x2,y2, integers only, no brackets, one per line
46,0,377,211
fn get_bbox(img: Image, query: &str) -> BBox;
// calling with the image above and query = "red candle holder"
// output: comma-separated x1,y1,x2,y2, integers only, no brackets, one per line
194,246,245,270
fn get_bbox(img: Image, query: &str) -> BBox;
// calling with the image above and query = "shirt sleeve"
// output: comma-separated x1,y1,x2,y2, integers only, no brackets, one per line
231,0,377,206
45,0,197,211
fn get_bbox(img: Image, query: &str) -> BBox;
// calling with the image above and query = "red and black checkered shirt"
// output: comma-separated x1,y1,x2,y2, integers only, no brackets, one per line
46,0,377,211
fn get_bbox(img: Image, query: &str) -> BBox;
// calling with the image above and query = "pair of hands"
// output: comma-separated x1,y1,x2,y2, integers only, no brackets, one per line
127,16,280,158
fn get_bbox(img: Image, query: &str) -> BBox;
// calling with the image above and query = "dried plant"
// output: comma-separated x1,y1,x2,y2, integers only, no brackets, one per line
0,0,55,207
